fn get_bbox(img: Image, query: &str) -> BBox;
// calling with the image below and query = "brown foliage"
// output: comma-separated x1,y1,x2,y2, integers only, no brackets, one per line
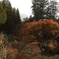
20,19,59,43
11,42,24,51
7,48,18,59
16,53,32,59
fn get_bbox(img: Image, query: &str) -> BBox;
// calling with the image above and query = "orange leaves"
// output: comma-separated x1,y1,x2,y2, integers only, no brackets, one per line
7,48,18,54
28,42,39,45
20,19,59,43
7,48,18,58
44,19,59,28
24,19,30,22
47,40,57,49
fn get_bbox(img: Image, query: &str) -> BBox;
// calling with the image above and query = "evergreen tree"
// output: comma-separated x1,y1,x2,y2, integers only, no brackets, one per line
45,0,59,20
32,0,48,21
29,15,34,22
5,0,13,33
16,8,21,24
12,8,21,26
2,0,21,34
12,8,16,26
32,0,59,21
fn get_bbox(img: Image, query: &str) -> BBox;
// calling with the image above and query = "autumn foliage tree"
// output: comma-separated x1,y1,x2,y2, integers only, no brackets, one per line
20,19,59,55
7,48,18,59
24,19,30,24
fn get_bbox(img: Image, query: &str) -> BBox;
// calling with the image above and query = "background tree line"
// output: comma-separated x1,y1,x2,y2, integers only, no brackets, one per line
0,0,59,35
27,0,59,22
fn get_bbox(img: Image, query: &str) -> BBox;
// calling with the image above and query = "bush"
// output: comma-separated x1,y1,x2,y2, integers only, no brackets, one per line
7,35,14,42
34,55,59,59
54,55,59,59
34,55,48,59
11,42,24,52
16,53,33,59
20,49,33,55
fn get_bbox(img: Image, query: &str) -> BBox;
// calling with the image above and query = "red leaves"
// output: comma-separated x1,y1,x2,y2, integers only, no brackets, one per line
20,19,59,42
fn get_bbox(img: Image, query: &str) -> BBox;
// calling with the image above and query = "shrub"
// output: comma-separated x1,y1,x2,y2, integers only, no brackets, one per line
34,55,59,59
20,49,33,55
11,42,24,52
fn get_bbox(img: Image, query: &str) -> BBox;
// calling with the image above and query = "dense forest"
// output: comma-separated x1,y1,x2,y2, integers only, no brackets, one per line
0,0,59,59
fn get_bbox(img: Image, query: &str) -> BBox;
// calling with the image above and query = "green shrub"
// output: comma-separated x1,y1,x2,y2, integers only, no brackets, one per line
11,42,24,52
20,49,33,55
34,55,59,59
7,35,14,42
54,55,59,59
34,55,48,59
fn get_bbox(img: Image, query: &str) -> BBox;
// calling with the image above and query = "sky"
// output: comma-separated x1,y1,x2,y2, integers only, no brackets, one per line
9,0,59,19
9,0,32,19
1,0,59,20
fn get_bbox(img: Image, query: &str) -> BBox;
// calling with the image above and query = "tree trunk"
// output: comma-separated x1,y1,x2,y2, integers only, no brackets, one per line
38,43,43,55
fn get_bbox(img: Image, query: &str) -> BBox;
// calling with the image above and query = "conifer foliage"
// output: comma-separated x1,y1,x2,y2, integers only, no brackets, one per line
0,0,21,34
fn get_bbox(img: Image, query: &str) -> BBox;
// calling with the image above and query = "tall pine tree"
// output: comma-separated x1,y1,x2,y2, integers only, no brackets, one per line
32,0,48,21
45,0,59,20
32,0,59,21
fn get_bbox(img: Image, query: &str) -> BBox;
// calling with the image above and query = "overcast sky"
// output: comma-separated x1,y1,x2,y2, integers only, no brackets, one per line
9,0,32,17
4,0,59,20
9,0,59,16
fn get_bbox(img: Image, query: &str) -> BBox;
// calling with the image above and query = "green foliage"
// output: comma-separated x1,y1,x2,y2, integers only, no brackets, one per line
15,49,33,59
0,0,21,34
20,49,33,55
34,55,48,59
54,55,59,59
32,0,59,21
34,55,59,59
45,1,59,20
0,2,6,24
7,35,14,42
32,0,48,21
